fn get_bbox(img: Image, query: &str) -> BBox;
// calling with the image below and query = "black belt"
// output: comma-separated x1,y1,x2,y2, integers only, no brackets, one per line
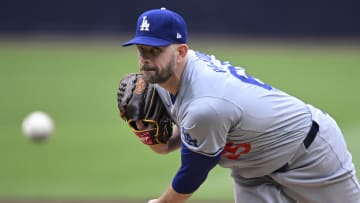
303,121,319,148
274,121,319,173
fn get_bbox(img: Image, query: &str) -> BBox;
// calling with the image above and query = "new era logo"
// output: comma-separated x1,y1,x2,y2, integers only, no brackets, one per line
176,32,182,39
139,16,150,31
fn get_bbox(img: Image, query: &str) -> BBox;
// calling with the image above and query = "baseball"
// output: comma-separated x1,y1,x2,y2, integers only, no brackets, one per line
22,111,54,141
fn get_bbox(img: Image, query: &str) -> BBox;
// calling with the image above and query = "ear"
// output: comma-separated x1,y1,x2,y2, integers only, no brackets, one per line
176,44,188,63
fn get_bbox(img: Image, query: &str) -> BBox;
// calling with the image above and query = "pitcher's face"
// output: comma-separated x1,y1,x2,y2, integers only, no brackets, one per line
136,45,177,84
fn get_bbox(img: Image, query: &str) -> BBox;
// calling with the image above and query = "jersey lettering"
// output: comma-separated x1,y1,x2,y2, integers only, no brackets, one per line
222,141,251,160
181,127,199,147
195,51,228,73
196,51,272,90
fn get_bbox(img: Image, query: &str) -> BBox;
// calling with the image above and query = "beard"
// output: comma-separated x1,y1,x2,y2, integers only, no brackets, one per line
141,55,176,84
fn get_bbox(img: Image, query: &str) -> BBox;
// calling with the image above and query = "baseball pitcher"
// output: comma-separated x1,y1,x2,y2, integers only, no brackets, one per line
119,8,360,203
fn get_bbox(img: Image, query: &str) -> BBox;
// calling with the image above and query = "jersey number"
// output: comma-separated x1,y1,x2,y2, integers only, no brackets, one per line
222,141,251,160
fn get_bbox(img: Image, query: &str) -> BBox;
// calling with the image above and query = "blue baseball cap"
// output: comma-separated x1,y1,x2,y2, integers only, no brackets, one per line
123,8,188,47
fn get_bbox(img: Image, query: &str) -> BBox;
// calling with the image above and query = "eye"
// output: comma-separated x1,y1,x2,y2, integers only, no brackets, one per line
139,47,146,53
150,47,162,56
137,46,163,58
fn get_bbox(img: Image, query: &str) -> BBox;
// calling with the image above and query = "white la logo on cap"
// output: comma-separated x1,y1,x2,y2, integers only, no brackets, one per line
139,16,150,31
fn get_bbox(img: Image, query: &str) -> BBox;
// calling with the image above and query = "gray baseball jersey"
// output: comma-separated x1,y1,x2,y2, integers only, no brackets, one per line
156,50,312,178
156,50,360,202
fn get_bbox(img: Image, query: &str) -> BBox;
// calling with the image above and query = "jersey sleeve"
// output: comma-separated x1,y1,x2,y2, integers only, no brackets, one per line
172,143,221,194
180,98,236,156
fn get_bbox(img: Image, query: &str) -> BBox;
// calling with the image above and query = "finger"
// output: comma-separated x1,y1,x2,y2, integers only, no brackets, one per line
136,120,145,130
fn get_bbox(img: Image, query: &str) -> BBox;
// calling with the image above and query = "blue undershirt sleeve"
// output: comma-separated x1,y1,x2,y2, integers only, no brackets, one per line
172,143,222,194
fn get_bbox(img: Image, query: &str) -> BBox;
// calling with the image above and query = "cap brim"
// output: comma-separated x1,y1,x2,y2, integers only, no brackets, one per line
122,36,172,47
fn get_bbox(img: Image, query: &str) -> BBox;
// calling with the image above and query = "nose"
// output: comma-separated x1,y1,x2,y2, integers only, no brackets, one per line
140,56,151,66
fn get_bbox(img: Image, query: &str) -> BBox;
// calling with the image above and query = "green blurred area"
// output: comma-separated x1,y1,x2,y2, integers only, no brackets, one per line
0,37,359,201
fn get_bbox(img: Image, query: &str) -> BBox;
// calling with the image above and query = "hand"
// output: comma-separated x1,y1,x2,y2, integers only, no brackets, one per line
136,120,147,130
147,199,159,203
146,185,191,203
148,143,169,154
137,122,181,154
136,120,169,154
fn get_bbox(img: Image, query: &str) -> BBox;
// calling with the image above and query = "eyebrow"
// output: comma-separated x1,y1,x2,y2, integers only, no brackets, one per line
139,46,165,53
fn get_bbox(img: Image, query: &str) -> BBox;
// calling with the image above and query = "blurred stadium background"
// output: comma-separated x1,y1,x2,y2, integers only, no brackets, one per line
1,0,359,202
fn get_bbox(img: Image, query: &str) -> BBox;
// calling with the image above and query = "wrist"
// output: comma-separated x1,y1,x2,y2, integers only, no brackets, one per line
157,185,191,203
149,143,170,154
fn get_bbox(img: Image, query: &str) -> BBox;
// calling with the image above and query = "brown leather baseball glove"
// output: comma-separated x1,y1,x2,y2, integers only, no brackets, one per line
117,73,173,145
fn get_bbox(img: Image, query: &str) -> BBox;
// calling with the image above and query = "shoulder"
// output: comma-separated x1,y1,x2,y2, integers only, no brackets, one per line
180,99,232,156
184,101,216,127
183,98,239,128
